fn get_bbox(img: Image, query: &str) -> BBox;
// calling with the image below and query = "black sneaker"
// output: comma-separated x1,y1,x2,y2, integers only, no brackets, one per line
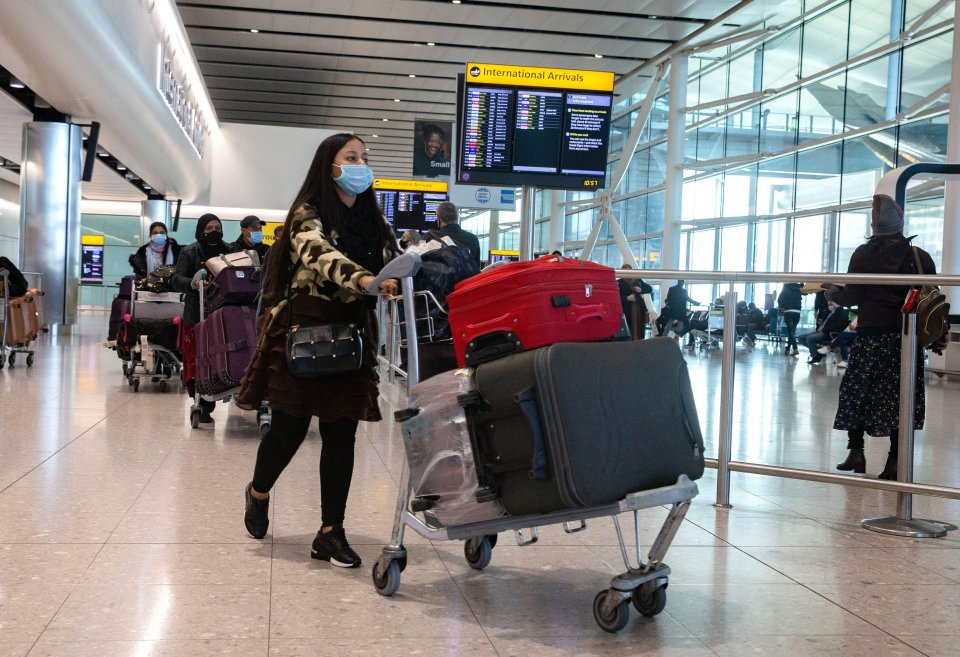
244,483,269,539
311,526,362,568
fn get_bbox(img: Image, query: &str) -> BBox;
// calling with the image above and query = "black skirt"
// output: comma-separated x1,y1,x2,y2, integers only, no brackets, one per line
833,331,924,435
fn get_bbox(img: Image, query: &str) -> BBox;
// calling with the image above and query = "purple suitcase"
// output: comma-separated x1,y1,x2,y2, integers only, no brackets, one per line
194,305,257,395
118,276,135,299
205,266,260,312
108,297,131,341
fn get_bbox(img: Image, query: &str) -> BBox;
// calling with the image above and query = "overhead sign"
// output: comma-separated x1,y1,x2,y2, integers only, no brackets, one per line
448,184,517,210
466,63,614,92
373,178,448,192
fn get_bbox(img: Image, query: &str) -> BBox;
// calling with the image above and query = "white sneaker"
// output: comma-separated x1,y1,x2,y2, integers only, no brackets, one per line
837,361,847,368
817,345,831,355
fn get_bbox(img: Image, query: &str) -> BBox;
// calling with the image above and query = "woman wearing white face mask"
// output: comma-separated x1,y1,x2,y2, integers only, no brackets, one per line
237,133,401,568
129,221,182,279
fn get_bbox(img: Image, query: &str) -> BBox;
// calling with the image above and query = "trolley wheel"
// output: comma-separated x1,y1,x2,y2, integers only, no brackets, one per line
158,379,167,392
593,590,630,633
258,422,270,439
26,354,34,367
0,354,5,370
631,583,667,617
132,378,140,393
464,536,493,570
371,559,401,597
8,352,15,366
122,362,129,375
190,409,200,429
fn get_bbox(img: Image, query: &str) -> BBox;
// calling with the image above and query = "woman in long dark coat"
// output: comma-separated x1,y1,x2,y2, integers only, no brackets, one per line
237,133,400,568
829,194,935,480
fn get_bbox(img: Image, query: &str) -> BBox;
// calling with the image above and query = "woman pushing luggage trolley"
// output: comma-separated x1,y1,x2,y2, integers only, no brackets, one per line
373,264,705,633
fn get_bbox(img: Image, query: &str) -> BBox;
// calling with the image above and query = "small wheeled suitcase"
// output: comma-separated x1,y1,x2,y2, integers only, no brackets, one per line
108,296,131,341
194,305,257,395
6,296,31,345
23,289,44,337
395,369,508,527
118,275,135,299
205,266,260,312
464,338,705,516
446,255,621,367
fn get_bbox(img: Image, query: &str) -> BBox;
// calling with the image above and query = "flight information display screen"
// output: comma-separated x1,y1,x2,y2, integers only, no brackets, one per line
457,63,614,190
372,178,449,233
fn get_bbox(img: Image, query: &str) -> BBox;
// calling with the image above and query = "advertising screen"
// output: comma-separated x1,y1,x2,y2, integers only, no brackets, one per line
373,178,448,232
457,63,614,190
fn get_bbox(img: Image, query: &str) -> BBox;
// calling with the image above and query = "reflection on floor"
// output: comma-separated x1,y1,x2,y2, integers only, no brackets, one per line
1,314,958,657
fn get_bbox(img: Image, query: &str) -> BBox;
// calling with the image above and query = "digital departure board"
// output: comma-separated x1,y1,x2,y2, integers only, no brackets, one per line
457,63,615,190
372,178,448,232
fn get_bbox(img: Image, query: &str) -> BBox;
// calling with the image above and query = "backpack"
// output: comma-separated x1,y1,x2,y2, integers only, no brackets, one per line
139,265,177,293
911,247,950,354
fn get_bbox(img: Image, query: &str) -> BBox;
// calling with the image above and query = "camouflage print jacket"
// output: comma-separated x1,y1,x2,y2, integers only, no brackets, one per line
266,204,384,326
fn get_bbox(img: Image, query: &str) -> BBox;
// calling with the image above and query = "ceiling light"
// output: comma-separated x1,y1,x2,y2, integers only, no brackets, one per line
394,98,400,102
9,78,24,89
143,185,151,190
452,0,461,3
97,150,108,157
372,134,379,138
427,42,435,47
408,74,416,78
594,53,603,59
250,29,259,33
116,165,127,171
382,118,389,122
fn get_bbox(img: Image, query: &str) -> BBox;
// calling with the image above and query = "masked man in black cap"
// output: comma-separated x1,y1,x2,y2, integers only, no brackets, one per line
231,215,269,262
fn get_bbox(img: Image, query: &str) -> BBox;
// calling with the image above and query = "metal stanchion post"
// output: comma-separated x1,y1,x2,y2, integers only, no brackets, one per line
714,286,736,509
862,312,951,537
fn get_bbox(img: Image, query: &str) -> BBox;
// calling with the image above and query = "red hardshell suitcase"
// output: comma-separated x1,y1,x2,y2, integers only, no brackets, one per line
194,305,258,396
446,256,621,367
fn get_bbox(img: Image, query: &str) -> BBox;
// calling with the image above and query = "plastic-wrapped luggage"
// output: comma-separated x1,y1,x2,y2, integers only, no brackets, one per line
194,305,257,395
463,338,705,516
446,255,621,367
397,368,507,527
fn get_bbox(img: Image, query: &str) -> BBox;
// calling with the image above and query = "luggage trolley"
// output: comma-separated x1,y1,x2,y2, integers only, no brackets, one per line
188,270,271,434
372,276,700,633
0,271,37,369
123,289,184,392
378,288,449,381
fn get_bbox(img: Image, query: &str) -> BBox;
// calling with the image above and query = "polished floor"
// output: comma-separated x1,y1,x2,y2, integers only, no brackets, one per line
1,313,959,657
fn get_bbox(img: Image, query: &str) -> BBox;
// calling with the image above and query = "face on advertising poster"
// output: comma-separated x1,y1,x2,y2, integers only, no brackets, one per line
412,119,452,179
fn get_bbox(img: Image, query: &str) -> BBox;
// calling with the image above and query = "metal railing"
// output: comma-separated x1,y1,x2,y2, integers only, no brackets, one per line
616,267,959,539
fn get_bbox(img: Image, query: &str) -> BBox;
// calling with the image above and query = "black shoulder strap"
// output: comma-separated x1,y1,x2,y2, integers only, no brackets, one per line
912,246,926,276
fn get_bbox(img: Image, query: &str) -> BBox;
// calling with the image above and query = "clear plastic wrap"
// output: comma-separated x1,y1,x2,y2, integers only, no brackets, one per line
400,369,507,527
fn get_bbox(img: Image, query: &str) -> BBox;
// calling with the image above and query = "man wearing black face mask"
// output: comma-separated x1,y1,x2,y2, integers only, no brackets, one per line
173,213,237,421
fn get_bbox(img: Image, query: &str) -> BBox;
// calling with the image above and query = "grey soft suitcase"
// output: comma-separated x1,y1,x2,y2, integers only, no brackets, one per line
466,338,705,516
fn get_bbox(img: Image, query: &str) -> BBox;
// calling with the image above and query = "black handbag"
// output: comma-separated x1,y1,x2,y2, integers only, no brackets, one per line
285,321,364,377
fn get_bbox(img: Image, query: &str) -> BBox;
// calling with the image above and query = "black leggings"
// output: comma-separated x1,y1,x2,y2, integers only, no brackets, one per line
783,313,800,350
251,409,359,527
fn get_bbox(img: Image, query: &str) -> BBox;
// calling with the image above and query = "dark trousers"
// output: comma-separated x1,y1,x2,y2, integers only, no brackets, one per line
251,410,359,527
847,428,897,455
783,313,800,349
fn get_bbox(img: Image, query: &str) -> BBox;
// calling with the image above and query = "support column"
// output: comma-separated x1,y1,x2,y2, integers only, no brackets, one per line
487,209,500,254
518,185,536,260
18,121,83,328
140,199,171,244
942,8,960,307
660,52,688,297
548,190,565,253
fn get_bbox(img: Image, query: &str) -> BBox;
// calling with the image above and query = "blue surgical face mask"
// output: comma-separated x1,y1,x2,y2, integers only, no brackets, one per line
150,233,167,248
250,230,263,244
333,163,373,195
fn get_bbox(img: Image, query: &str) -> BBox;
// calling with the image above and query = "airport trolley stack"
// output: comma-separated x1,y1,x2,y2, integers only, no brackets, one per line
372,259,703,633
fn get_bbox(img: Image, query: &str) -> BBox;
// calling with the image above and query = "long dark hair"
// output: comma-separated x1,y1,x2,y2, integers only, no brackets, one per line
263,133,398,301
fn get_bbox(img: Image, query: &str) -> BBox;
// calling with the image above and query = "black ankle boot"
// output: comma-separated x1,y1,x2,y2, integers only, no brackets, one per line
836,448,866,473
877,454,898,480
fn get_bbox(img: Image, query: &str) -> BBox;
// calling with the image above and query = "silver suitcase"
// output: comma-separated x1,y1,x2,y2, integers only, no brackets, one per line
398,369,507,527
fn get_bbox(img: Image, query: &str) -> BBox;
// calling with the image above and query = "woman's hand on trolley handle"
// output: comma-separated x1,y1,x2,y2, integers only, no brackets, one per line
360,275,398,297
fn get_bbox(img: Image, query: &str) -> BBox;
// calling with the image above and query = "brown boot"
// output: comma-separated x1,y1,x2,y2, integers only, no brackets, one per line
877,454,898,480
836,448,866,473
